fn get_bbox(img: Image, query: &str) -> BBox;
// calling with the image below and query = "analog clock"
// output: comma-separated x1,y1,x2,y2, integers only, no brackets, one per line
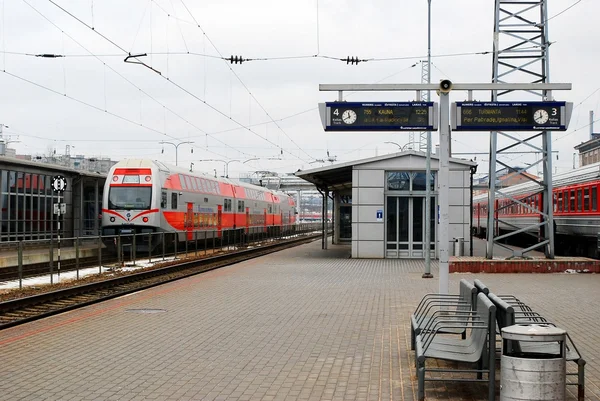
533,109,549,125
342,109,357,125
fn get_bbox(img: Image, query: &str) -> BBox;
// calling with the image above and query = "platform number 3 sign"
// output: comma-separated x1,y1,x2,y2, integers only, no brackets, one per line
52,175,67,193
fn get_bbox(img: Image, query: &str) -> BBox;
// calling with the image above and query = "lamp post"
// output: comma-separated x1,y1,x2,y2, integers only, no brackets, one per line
159,141,194,166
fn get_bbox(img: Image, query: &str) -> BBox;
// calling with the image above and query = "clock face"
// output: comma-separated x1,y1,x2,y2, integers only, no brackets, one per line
342,109,357,125
533,109,549,124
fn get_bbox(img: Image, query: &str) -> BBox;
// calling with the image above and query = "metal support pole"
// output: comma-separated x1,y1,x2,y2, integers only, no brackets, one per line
57,193,61,280
76,236,80,280
49,239,53,285
18,240,23,289
423,0,433,279
438,92,450,294
98,235,102,274
149,232,152,263
543,129,555,257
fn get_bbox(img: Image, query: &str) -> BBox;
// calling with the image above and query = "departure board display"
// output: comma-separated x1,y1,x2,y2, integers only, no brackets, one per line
453,101,569,131
319,102,438,131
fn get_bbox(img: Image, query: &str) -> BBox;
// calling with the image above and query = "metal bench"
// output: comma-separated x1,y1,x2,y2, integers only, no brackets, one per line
411,279,478,350
415,292,497,401
486,289,586,401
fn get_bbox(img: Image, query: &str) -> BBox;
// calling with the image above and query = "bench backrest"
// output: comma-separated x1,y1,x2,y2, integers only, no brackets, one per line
474,279,489,296
458,279,478,311
487,291,521,354
471,292,496,360
487,292,515,328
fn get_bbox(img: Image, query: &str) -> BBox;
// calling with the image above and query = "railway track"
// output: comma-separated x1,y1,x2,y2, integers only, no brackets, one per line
0,234,320,330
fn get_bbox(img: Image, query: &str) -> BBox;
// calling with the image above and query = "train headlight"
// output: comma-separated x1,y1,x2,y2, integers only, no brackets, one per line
112,176,118,182
143,217,149,223
145,176,151,182
110,217,115,222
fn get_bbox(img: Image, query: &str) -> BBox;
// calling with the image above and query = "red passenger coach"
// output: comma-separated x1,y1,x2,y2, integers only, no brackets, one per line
472,162,600,257
101,159,297,251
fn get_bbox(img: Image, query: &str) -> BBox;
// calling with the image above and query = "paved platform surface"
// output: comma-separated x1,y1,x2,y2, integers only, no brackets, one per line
1,239,598,400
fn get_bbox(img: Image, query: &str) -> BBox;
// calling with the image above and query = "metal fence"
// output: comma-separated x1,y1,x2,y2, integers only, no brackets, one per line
0,223,329,290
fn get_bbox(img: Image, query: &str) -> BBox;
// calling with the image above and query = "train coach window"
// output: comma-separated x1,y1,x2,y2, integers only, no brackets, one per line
577,190,582,212
161,191,167,208
557,192,563,212
224,199,232,212
593,187,598,211
584,188,590,211
238,200,245,212
204,197,208,203
179,175,187,190
171,193,178,210
570,190,575,212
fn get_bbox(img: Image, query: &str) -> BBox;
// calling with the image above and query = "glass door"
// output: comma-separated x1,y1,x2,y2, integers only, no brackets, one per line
386,196,436,259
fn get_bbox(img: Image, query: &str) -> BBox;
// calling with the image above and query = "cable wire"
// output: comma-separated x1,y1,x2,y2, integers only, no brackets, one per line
178,0,315,162
47,0,310,163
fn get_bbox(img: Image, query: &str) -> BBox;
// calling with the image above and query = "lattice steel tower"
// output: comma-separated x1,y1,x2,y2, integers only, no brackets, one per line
487,0,554,258
419,60,431,152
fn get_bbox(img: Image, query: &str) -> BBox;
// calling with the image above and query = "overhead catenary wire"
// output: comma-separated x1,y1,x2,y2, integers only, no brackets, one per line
22,0,241,160
178,0,315,162
47,0,310,163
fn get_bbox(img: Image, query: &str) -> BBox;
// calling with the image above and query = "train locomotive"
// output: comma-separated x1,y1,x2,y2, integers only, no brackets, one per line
472,161,600,258
101,159,297,252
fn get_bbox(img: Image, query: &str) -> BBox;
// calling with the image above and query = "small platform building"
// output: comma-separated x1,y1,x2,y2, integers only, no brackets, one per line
0,156,106,246
296,151,476,259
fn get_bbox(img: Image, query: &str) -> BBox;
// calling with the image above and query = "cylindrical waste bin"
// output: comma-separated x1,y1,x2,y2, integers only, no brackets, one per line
500,323,567,401
453,237,464,256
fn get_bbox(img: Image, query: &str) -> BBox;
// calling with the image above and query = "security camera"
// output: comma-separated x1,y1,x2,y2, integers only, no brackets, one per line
439,79,453,93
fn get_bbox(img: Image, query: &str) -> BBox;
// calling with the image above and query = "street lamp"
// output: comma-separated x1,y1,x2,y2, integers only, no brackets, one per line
159,140,194,166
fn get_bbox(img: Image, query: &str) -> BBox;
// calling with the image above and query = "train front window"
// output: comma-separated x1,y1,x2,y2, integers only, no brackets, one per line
108,187,152,210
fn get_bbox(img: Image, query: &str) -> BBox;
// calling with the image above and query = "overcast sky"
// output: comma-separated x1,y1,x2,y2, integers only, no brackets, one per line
0,0,598,178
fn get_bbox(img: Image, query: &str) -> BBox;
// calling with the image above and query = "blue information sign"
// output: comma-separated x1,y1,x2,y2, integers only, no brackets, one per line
452,101,572,131
319,102,438,131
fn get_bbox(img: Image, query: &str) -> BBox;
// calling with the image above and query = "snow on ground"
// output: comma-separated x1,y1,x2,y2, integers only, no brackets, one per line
0,256,179,290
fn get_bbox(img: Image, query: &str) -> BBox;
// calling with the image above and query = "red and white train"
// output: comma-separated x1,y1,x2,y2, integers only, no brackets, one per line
473,162,600,257
101,159,297,251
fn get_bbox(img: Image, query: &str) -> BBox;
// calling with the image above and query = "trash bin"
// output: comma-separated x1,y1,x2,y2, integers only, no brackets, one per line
500,323,567,401
453,237,464,256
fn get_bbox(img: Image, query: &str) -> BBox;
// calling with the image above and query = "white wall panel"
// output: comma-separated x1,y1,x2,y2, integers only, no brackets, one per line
357,223,384,241
357,170,384,187
358,205,386,223
356,240,384,258
358,187,384,205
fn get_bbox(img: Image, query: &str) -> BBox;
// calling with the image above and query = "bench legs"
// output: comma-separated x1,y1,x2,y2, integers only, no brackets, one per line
417,362,425,401
577,359,586,401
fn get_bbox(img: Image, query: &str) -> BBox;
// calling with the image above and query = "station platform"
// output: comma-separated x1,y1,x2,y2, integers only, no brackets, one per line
1,238,598,400
451,237,600,273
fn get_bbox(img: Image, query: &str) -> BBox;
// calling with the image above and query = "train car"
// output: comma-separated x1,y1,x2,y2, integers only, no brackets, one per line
101,159,296,251
472,161,600,257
